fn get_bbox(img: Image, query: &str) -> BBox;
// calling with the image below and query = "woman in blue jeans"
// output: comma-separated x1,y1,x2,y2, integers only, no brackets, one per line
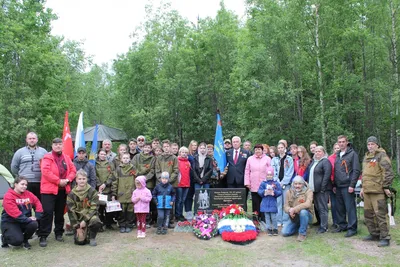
192,142,212,189
281,176,313,242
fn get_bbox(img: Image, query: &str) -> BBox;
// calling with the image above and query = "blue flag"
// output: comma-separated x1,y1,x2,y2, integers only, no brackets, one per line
89,124,98,166
213,113,226,170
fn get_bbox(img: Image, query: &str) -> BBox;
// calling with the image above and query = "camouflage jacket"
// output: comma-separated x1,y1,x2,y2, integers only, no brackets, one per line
66,184,99,226
362,148,394,194
155,153,179,187
132,152,156,188
111,163,136,203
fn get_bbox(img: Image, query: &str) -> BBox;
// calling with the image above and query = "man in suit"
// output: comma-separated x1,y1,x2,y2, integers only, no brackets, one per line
221,136,250,208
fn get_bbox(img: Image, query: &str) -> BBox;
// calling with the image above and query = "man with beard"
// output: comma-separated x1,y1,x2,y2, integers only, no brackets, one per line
11,132,47,199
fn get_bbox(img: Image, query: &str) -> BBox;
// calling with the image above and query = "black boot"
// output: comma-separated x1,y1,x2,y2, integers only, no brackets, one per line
378,239,390,247
1,235,9,248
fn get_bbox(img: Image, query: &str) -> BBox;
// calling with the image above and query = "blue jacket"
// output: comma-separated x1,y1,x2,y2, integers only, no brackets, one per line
271,155,294,186
258,180,282,213
152,183,175,209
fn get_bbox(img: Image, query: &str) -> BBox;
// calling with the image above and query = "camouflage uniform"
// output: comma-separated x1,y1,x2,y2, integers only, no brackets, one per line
66,184,102,243
96,159,115,226
155,153,178,224
132,152,157,224
155,153,179,186
111,163,136,228
132,152,156,189
362,148,394,240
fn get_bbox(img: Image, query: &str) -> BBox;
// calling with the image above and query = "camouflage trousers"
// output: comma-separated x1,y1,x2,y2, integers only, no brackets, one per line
363,193,390,240
68,212,102,229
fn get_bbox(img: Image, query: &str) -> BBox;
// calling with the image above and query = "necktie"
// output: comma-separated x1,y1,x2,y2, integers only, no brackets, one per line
234,150,238,164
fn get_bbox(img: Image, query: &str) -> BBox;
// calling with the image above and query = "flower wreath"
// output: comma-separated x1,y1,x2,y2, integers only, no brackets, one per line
192,212,219,240
217,204,257,244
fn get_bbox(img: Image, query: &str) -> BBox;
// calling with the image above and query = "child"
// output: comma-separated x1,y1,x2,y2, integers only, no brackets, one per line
155,140,178,227
111,153,136,233
96,149,115,230
152,172,175,235
66,169,102,246
258,167,282,236
131,176,152,238
132,142,156,226
111,144,128,170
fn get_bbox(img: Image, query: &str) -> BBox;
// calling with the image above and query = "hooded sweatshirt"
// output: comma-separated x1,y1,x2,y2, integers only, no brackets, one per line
66,183,98,226
131,176,152,213
1,188,43,224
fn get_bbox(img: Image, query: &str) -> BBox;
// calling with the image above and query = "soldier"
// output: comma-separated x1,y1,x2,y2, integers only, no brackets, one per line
360,136,394,247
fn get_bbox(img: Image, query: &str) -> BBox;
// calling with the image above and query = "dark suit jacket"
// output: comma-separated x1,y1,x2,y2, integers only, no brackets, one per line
225,148,250,186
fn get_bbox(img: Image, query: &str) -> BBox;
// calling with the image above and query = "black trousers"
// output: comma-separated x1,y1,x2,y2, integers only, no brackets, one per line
314,191,329,230
39,190,67,237
336,187,358,232
26,182,41,231
27,182,41,200
251,192,264,221
98,205,115,226
227,182,249,211
1,220,38,246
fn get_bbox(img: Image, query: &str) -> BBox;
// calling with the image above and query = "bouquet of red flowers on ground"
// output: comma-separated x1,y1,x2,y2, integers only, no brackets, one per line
192,212,219,240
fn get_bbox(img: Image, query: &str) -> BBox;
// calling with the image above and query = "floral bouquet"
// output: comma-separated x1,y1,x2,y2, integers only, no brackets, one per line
217,204,258,244
192,212,219,240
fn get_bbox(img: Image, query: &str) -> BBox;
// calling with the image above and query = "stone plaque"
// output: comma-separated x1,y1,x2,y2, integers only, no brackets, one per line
194,188,246,212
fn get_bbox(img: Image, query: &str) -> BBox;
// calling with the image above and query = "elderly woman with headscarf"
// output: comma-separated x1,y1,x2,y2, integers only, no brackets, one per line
281,176,313,242
304,145,332,234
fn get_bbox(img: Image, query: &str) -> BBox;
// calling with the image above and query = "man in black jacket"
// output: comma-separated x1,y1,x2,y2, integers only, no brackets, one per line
221,136,250,209
73,147,97,189
333,135,360,237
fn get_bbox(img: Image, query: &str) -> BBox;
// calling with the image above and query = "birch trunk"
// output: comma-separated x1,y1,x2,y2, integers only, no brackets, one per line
315,5,326,148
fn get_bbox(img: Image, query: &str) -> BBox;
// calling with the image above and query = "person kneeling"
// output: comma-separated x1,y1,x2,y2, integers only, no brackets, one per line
66,170,102,246
281,176,313,242
1,177,43,249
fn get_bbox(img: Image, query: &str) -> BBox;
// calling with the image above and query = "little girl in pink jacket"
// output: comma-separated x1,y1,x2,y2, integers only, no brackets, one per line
131,176,152,238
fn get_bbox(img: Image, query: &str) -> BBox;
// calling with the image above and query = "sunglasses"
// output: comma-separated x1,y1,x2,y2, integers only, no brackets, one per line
137,139,144,142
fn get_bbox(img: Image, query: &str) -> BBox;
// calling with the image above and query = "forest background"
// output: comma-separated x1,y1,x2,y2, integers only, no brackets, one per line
1,0,400,174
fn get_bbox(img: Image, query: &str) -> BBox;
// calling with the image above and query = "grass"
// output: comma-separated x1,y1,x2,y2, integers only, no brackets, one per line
0,177,400,266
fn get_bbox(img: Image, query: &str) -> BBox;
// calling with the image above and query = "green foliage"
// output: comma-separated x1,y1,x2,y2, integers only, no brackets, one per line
2,0,400,167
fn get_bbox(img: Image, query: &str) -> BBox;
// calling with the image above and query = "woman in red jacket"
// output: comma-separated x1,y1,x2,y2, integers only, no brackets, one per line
176,146,193,222
1,176,43,249
38,138,76,247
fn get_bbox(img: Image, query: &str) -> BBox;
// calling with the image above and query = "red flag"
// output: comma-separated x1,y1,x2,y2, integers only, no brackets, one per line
62,111,74,160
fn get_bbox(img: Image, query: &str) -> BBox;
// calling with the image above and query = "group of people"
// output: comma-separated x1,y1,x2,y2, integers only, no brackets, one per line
1,132,394,249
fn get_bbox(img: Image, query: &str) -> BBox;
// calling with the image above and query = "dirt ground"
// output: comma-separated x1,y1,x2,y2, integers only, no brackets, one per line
1,223,400,267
